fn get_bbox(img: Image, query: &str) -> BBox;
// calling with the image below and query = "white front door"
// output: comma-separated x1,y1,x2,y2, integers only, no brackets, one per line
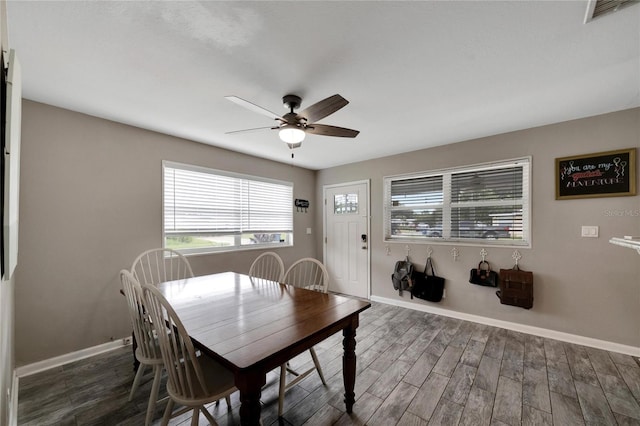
324,181,369,299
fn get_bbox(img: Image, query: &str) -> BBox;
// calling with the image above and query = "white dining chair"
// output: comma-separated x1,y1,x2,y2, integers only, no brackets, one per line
249,251,285,282
131,247,194,286
143,283,237,426
283,257,329,293
120,270,166,426
278,258,329,416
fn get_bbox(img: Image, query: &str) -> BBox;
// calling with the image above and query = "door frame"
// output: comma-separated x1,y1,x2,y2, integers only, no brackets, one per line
322,179,371,299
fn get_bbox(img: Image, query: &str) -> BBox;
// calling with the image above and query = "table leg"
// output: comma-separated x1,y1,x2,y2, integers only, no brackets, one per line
236,370,266,426
343,316,359,413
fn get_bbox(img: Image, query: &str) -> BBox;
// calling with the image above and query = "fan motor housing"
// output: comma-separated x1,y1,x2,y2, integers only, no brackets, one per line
283,94,302,111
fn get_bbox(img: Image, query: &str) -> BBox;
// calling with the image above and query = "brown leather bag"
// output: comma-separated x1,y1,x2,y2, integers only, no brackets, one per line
497,267,533,309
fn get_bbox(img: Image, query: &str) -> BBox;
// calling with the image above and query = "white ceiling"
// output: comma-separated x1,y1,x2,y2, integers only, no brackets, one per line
6,1,640,170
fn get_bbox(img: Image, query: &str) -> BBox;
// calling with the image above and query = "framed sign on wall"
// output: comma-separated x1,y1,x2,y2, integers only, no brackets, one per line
556,148,636,200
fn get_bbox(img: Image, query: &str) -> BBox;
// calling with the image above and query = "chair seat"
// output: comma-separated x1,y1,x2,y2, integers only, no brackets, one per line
166,354,237,406
134,344,164,366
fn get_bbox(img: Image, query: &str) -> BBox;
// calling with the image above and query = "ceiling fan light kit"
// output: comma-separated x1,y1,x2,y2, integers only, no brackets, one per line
226,93,359,150
279,124,306,145
286,142,303,150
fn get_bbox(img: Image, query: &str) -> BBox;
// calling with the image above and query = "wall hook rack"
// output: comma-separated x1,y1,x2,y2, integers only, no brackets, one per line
294,198,309,213
480,248,488,262
451,247,459,261
385,245,391,256
512,249,522,267
427,246,433,258
405,245,411,257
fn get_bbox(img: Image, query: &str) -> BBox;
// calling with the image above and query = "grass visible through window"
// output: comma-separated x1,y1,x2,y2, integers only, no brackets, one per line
165,236,228,250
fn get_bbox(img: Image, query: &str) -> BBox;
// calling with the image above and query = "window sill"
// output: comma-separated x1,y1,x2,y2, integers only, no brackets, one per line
384,237,531,249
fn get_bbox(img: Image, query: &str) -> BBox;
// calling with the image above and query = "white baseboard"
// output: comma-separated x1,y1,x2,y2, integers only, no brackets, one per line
371,295,640,357
15,337,132,378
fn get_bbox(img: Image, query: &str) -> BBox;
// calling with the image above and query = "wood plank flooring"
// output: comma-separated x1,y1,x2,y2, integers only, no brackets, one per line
17,302,640,425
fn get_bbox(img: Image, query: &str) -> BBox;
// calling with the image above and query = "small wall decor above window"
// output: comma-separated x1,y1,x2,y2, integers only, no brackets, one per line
163,161,293,255
555,148,636,200
383,157,531,247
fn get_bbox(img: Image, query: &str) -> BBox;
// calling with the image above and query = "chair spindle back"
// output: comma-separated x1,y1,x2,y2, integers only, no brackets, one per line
132,248,194,286
283,258,329,293
249,252,285,282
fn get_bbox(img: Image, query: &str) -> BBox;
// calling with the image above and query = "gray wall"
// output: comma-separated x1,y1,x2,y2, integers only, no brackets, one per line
15,101,640,368
15,100,318,366
316,108,640,348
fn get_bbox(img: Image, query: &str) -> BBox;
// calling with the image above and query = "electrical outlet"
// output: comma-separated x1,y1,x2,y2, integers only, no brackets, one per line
122,336,132,345
581,225,599,238
442,289,447,299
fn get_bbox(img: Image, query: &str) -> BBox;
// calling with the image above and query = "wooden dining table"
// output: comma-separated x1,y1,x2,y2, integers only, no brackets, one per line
155,271,371,425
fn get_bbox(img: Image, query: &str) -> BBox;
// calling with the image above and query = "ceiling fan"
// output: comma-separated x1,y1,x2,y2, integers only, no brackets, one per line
225,94,359,149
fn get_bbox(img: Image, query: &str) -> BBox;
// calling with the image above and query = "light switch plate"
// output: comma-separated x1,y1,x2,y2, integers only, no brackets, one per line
306,228,312,235
581,225,599,238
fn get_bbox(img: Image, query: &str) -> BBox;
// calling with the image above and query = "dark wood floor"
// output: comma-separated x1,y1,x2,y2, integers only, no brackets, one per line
17,302,640,425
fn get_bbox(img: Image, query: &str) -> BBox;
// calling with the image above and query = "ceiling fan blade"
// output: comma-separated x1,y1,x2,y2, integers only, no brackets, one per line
225,96,283,121
225,126,278,135
299,94,348,123
305,124,359,138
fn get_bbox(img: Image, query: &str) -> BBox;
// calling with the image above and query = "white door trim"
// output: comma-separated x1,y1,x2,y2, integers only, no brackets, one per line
323,179,371,299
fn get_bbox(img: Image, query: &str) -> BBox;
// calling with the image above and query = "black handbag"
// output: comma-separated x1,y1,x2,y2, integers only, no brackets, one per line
411,257,445,302
469,260,499,287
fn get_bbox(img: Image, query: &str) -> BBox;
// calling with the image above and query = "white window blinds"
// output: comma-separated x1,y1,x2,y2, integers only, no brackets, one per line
163,162,293,237
384,158,531,246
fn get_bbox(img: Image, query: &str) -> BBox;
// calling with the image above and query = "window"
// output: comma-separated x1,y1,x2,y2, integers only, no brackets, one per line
163,161,293,254
384,158,530,246
334,193,359,214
